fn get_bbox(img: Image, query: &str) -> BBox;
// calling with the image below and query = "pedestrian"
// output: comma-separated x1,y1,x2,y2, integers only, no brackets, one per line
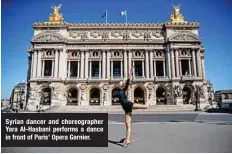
119,65,149,148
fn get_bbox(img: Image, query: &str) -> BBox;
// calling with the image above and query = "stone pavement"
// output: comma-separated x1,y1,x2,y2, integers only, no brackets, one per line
2,112,232,153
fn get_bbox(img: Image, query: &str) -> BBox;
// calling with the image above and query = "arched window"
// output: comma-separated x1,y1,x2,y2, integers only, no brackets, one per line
67,88,78,105
156,87,167,105
134,87,145,104
90,88,100,105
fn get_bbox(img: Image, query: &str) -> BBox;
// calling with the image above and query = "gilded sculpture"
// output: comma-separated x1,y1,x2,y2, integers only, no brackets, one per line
49,4,63,22
170,4,185,23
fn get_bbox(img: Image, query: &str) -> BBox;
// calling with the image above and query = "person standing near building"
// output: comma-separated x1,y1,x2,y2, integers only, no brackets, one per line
119,65,149,148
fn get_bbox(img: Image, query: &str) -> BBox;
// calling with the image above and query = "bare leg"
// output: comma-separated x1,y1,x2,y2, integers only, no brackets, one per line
124,112,132,147
133,103,149,110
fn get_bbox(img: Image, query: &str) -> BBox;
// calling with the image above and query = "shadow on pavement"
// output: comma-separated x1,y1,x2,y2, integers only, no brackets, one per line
205,108,232,114
108,138,125,147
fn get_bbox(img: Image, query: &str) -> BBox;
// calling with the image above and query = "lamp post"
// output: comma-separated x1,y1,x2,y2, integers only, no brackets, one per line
194,89,201,111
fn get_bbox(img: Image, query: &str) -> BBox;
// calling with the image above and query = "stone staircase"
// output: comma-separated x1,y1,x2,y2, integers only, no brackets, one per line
45,104,197,113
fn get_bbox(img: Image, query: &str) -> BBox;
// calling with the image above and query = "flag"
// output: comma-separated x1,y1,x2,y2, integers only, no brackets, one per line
120,10,126,16
101,11,107,18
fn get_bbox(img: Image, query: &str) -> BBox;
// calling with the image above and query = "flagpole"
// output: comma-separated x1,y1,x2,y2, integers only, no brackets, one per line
106,10,108,24
125,10,127,24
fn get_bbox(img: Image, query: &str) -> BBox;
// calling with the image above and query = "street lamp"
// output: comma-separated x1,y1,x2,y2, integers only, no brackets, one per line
194,90,201,111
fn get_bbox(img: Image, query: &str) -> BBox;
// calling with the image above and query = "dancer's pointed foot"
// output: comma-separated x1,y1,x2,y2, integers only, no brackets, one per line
123,141,131,148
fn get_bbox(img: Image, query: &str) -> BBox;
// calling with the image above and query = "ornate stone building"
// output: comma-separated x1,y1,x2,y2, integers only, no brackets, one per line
26,4,210,111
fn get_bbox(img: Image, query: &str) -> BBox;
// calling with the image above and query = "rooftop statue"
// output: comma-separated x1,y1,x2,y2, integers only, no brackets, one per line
49,4,63,22
170,4,186,23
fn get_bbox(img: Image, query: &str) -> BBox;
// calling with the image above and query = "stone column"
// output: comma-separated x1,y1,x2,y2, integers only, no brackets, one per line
80,51,84,78
52,60,55,77
32,50,37,78
120,60,123,78
163,61,166,77
99,61,101,78
171,49,175,78
77,61,80,78
124,50,127,78
179,60,182,76
142,60,145,78
58,49,65,79
54,50,59,78
67,61,70,77
30,53,34,78
111,61,113,78
175,49,179,77
188,59,192,75
107,51,110,79
154,61,156,77
167,48,171,78
102,50,106,79
128,50,132,75
145,50,149,78
41,60,45,77
201,57,206,79
89,61,92,78
149,50,153,78
192,49,197,76
85,51,89,78
37,50,42,77
196,49,202,77
133,60,135,77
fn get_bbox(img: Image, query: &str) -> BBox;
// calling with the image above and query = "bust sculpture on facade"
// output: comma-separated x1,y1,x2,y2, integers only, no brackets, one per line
49,4,63,23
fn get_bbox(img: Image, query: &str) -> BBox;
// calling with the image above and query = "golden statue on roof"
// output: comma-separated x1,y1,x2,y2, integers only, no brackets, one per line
170,4,186,23
49,4,63,22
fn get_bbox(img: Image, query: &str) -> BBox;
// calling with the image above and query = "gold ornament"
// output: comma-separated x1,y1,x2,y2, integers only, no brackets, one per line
170,4,186,23
49,4,63,23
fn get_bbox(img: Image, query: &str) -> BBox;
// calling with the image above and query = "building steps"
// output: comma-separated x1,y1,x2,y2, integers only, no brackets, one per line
46,104,197,113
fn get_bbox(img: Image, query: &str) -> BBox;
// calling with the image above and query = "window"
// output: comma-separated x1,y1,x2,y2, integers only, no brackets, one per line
156,61,164,76
113,61,121,77
181,60,189,76
70,61,78,77
135,61,143,77
44,60,52,76
92,61,99,77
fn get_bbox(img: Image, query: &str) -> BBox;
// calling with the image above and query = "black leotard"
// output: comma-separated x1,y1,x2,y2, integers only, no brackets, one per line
119,78,134,113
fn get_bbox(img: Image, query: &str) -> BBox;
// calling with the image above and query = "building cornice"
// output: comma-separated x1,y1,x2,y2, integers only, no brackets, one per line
32,22,200,29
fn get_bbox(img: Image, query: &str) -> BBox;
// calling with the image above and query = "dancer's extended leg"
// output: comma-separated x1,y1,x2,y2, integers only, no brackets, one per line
133,103,149,109
124,112,132,147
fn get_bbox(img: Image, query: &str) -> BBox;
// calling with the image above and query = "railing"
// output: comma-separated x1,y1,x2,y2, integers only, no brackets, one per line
181,75,194,81
154,76,168,82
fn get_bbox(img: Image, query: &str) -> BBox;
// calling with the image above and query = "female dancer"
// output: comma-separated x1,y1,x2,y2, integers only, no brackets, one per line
119,65,149,148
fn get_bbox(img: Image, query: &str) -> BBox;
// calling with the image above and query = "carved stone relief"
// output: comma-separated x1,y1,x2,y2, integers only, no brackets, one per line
132,31,143,38
67,50,80,59
42,49,55,58
169,33,201,42
90,31,101,38
52,85,61,100
102,31,109,41
144,31,152,41
173,85,182,98
122,31,130,41
80,31,88,41
111,31,122,38
33,33,65,42
69,31,80,38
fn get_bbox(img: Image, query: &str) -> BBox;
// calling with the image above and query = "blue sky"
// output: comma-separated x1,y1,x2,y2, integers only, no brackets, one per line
1,0,232,99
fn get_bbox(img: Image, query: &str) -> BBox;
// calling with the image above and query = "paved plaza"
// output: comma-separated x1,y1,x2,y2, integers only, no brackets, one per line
2,112,232,153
